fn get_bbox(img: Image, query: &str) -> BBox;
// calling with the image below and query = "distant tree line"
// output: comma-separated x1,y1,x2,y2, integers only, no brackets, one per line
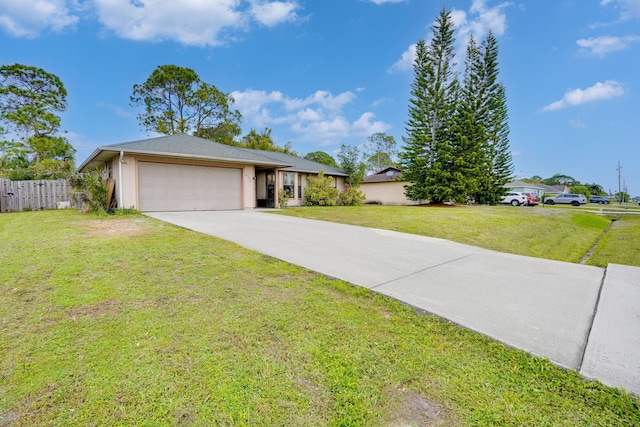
399,8,512,205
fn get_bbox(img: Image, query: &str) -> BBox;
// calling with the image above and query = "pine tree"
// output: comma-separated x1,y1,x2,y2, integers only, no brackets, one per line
476,32,513,204
400,8,459,204
400,38,430,201
452,35,485,203
400,16,512,205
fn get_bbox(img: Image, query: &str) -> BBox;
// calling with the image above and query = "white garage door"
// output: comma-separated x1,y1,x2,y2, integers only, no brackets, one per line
138,162,242,211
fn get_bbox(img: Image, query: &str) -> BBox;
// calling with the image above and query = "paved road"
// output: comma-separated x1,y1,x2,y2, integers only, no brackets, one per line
147,210,640,395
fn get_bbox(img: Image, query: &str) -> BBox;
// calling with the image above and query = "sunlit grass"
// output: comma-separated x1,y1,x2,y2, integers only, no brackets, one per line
587,215,640,267
274,205,614,263
1,210,638,426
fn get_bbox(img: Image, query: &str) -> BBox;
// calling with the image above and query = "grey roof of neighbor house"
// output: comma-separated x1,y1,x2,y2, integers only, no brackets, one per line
505,180,567,194
362,166,403,183
78,134,345,175
505,180,545,189
246,149,347,176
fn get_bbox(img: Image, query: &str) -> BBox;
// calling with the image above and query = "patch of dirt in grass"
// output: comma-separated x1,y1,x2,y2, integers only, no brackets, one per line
174,406,195,425
380,309,392,319
387,391,450,427
0,407,20,426
76,219,148,237
2,383,59,426
66,300,122,319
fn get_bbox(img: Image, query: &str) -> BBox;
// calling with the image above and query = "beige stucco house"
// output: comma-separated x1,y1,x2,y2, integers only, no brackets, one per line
360,167,421,206
78,134,347,211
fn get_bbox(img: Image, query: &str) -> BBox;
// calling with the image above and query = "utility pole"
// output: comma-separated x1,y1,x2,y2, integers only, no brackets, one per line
617,161,622,205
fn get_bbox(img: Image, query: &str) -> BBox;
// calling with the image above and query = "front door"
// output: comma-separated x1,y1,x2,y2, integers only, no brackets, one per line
266,172,275,208
256,170,276,208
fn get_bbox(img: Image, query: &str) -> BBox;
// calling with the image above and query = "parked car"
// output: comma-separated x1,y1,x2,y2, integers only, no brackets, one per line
589,195,610,204
544,193,587,206
522,191,540,206
501,192,527,206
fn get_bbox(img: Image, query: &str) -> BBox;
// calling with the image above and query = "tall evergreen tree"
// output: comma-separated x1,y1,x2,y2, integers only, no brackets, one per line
451,35,485,203
476,32,512,204
399,38,430,201
399,8,459,204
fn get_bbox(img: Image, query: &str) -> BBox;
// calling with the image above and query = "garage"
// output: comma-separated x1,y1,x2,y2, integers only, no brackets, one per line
138,162,242,211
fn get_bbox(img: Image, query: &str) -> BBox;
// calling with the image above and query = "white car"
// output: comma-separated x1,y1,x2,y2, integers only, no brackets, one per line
501,192,527,206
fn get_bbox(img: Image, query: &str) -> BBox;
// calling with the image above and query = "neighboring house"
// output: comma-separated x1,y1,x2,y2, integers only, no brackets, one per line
505,181,569,199
532,183,569,196
504,180,547,198
78,134,347,211
360,167,420,206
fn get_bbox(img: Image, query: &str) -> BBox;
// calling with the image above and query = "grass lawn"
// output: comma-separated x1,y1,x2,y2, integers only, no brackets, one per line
1,210,638,426
587,215,640,267
274,205,640,267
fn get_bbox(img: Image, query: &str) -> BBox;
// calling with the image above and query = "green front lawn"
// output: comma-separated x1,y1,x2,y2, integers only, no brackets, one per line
1,210,638,426
587,215,640,267
274,205,640,267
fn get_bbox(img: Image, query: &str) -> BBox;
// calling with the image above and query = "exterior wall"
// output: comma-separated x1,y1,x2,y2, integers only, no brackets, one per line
242,164,257,209
111,154,256,210
361,181,418,205
121,154,138,209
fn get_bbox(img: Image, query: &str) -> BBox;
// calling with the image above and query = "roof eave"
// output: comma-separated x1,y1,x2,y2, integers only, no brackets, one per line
280,166,348,176
78,147,292,172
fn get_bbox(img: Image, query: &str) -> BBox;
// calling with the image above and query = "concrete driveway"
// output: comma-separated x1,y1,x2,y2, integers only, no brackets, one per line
146,210,640,395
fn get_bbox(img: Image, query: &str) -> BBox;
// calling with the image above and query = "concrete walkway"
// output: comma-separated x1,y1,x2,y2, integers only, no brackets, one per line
147,210,640,395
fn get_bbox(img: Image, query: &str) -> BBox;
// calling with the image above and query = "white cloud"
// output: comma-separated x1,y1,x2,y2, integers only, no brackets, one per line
389,0,510,72
454,0,511,42
388,42,416,73
600,0,640,21
352,112,389,135
93,0,243,46
542,80,625,112
250,1,299,27
231,88,391,144
0,0,301,44
282,90,356,112
372,97,392,107
577,35,640,56
0,0,79,37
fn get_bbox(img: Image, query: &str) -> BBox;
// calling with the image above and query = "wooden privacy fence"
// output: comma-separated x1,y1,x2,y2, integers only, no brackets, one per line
0,179,73,213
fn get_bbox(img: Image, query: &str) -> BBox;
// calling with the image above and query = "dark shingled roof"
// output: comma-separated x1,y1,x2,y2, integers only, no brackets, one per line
362,166,403,183
245,149,347,176
78,134,345,175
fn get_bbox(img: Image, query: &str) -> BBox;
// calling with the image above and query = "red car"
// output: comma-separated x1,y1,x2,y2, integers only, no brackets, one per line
522,192,539,206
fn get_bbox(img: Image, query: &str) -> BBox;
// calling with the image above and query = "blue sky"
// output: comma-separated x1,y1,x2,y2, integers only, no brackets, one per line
1,0,638,195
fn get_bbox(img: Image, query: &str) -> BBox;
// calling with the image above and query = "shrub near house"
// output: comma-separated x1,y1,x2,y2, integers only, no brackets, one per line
339,186,365,206
304,171,339,206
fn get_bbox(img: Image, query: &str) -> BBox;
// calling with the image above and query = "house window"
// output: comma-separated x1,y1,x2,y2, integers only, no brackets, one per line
298,173,302,199
283,173,295,197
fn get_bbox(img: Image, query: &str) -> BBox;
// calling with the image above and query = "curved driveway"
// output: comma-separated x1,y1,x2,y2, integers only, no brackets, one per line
147,210,640,395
